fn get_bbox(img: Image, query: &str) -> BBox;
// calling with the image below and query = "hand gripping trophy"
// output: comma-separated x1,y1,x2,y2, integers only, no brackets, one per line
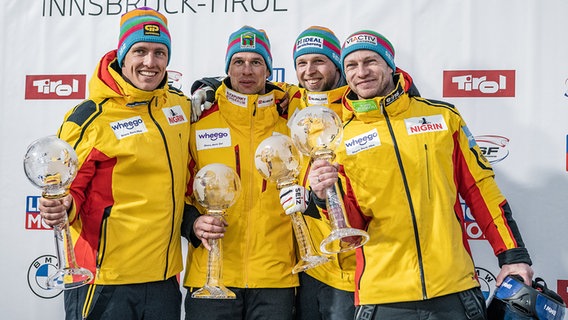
23,135,93,290
254,134,330,274
289,106,370,254
191,163,241,299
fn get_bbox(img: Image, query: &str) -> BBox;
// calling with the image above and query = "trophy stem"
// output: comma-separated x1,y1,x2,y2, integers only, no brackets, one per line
290,212,330,274
319,181,370,255
47,217,93,290
192,212,236,299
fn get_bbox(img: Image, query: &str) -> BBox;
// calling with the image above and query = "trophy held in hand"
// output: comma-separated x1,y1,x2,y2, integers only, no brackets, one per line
23,135,93,290
289,106,370,255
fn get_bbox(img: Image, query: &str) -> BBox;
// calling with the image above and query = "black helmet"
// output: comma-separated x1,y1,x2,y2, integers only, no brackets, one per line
487,275,566,320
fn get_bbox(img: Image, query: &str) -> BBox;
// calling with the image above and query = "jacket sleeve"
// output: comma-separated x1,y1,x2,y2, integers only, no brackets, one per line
57,100,99,224
453,116,532,267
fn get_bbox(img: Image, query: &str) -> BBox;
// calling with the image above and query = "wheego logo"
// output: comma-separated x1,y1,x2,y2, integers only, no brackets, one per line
197,131,229,141
25,74,86,100
443,70,515,97
344,129,380,155
196,128,232,151
110,116,148,140
475,135,510,164
111,118,144,130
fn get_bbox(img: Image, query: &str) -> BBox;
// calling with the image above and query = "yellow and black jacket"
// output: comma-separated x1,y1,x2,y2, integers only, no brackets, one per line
336,72,531,305
60,49,191,284
184,78,302,289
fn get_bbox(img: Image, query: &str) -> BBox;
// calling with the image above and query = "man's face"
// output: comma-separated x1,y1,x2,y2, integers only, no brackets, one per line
343,50,394,99
228,52,270,95
295,53,341,92
121,42,168,91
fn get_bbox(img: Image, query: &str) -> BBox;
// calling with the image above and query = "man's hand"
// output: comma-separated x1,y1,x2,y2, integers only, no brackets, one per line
190,86,215,122
279,184,309,215
193,214,228,251
38,194,73,227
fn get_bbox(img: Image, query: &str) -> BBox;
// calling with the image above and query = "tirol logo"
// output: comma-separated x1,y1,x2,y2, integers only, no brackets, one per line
443,70,515,97
461,199,486,240
475,135,510,164
475,267,497,303
26,196,52,230
28,255,62,299
162,105,188,126
240,32,256,49
25,74,86,100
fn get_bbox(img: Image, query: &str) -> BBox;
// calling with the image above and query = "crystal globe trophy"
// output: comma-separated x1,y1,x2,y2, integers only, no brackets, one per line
191,163,241,299
23,135,93,290
254,134,330,274
289,106,369,254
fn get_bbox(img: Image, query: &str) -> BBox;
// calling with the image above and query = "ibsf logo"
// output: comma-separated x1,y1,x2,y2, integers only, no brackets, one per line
27,255,62,298
475,135,510,164
462,200,486,240
26,196,52,230
25,74,86,100
443,70,515,97
476,267,497,304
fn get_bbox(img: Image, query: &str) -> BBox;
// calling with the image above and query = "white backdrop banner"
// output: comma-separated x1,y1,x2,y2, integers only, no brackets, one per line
1,0,567,318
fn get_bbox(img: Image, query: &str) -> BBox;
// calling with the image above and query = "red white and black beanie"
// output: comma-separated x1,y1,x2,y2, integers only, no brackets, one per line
341,30,396,74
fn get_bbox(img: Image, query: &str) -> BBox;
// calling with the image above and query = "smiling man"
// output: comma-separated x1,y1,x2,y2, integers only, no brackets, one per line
38,7,192,320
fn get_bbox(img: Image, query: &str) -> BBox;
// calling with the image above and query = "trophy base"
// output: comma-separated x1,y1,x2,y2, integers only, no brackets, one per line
191,285,237,299
292,254,331,274
320,228,370,254
47,267,93,290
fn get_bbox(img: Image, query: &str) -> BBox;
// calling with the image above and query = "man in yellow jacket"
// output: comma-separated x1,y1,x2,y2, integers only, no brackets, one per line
183,25,303,320
38,7,191,320
308,29,534,320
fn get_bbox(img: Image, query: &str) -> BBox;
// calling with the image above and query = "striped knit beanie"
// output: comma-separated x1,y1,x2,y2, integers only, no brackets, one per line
117,7,171,67
225,26,272,75
293,26,341,70
341,30,395,74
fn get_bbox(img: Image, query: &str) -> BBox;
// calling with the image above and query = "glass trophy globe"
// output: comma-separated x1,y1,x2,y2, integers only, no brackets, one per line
289,106,370,254
23,135,93,290
254,134,330,274
192,163,241,299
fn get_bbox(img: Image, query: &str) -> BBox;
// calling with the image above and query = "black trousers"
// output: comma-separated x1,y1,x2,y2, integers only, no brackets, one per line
184,286,295,320
354,287,487,320
64,276,182,320
296,272,355,320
